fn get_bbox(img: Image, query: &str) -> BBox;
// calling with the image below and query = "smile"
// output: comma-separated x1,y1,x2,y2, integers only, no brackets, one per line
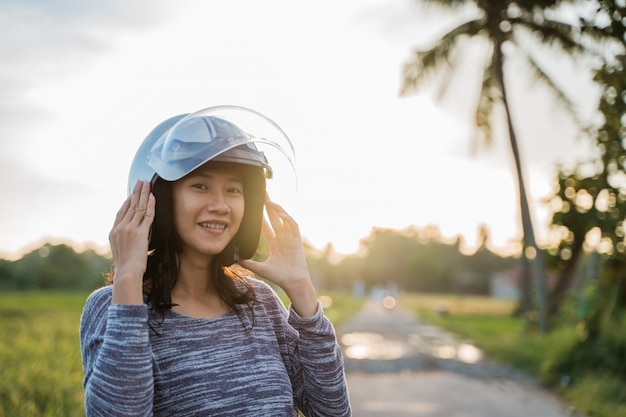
199,223,226,230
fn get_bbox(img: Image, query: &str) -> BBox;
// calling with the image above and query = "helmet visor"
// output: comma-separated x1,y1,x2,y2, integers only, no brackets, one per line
147,105,296,189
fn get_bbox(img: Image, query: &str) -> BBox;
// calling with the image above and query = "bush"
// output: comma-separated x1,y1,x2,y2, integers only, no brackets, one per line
566,374,626,417
546,321,626,385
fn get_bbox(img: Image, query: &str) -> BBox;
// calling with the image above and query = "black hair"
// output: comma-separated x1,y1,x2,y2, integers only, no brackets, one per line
144,175,257,314
105,167,261,328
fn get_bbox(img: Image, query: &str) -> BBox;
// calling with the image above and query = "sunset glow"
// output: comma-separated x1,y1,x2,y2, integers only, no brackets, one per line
0,0,597,261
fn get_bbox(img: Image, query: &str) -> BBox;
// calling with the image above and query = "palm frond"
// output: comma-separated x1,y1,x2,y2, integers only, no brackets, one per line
513,17,587,56
433,41,468,103
400,18,486,96
473,43,500,149
578,24,626,57
517,41,585,131
417,0,471,10
580,1,626,50
440,16,487,42
400,49,450,96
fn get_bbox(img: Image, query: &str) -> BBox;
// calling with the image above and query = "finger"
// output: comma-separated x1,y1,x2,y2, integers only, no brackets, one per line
260,215,276,240
279,211,300,237
132,181,151,224
141,192,156,227
265,198,299,237
114,196,131,227
264,198,288,234
126,180,142,218
110,195,132,246
265,194,290,221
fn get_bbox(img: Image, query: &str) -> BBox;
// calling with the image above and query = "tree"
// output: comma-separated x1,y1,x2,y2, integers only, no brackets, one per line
327,225,514,294
1,243,111,290
545,0,626,329
400,0,603,332
0,259,14,290
547,57,626,327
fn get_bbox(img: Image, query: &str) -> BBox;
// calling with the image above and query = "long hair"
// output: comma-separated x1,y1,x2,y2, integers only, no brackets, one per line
106,175,257,317
147,176,256,312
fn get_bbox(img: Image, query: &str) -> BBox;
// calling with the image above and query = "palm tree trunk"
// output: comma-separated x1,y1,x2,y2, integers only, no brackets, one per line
518,251,532,333
547,241,583,322
494,45,548,333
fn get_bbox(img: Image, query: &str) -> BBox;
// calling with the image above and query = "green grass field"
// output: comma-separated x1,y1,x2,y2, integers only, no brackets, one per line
0,290,363,417
0,292,87,417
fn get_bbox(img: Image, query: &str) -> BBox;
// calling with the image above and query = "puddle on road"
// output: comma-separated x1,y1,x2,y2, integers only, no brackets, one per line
407,333,484,363
340,332,406,360
341,331,484,363
434,343,483,363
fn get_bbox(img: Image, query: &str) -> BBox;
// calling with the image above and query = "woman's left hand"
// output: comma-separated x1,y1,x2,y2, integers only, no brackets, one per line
238,194,318,316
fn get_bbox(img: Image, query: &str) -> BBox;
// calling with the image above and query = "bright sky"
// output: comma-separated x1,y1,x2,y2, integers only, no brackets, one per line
1,0,600,261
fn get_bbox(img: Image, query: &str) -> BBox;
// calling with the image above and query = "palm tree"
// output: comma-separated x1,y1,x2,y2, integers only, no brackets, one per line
400,0,596,333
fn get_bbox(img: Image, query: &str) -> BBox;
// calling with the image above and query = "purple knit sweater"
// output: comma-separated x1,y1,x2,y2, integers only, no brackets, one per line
79,278,351,416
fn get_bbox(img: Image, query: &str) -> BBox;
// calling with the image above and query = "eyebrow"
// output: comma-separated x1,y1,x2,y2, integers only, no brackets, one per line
189,171,243,183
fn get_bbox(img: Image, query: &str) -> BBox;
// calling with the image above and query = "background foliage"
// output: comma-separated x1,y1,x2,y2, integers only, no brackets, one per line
0,229,517,296
0,244,110,291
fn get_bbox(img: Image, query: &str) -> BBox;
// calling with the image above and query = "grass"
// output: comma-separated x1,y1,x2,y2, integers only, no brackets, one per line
276,290,365,330
0,291,87,417
567,374,626,417
0,289,362,417
399,292,626,417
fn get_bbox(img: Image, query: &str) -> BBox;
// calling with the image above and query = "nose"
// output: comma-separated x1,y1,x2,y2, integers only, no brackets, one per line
206,190,230,214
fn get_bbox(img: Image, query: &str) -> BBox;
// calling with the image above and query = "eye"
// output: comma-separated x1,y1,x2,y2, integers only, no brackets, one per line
192,183,208,190
228,186,243,194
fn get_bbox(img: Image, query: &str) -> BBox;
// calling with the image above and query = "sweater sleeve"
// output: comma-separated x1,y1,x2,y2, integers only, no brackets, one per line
79,287,154,417
287,303,351,417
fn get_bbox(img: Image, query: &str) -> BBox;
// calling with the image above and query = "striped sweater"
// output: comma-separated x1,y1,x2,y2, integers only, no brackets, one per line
79,278,351,416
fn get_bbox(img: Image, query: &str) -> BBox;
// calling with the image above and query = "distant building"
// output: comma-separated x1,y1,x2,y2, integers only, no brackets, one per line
490,264,559,299
490,267,520,299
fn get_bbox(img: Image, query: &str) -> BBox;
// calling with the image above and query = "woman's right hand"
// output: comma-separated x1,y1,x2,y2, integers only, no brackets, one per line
109,180,155,304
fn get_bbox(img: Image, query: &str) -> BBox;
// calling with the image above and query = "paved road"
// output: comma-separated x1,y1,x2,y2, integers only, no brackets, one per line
337,297,582,417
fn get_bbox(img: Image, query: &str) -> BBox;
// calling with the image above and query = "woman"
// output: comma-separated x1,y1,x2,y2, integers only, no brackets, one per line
79,106,351,416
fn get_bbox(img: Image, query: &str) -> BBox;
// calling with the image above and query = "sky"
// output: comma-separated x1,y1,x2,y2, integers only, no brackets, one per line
0,0,601,261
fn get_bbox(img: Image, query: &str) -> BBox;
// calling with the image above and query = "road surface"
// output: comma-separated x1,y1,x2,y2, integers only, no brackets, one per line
337,297,582,417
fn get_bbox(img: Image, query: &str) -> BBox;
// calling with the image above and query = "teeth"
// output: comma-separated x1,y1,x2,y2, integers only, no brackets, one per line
201,223,226,230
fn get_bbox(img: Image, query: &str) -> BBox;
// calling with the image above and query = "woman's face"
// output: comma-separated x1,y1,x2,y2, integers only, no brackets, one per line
171,163,245,263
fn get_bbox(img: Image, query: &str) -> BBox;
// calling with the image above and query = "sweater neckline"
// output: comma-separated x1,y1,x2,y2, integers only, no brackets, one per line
162,306,236,322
